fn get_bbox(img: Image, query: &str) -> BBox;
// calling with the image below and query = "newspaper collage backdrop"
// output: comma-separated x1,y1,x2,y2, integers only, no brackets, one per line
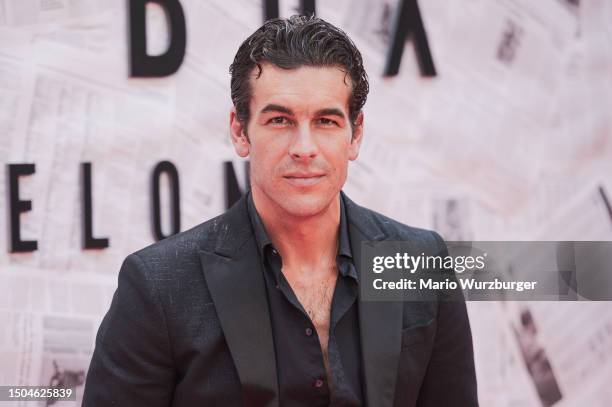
1,0,611,405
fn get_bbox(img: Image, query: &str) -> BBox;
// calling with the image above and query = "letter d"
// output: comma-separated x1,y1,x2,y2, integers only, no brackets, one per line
129,0,187,77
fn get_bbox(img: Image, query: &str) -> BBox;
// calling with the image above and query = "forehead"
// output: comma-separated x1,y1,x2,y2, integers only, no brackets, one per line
249,63,352,113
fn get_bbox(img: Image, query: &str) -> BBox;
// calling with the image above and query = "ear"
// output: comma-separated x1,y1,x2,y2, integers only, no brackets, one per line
348,111,364,161
229,108,250,158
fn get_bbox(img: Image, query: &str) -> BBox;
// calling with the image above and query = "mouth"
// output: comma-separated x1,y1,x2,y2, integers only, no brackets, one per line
283,173,325,187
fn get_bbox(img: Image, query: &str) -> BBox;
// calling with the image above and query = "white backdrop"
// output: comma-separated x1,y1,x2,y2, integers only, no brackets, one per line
1,0,611,405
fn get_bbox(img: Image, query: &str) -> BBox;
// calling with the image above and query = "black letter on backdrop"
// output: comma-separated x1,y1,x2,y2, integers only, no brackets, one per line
224,161,250,209
129,0,187,77
81,163,110,249
151,161,181,241
384,0,436,77
263,0,316,21
7,164,37,252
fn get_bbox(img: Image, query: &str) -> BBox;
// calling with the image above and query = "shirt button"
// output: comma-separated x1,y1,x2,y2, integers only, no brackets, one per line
305,327,313,336
314,378,324,388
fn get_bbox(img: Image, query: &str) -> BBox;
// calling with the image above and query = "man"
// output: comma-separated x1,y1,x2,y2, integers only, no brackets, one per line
83,15,478,407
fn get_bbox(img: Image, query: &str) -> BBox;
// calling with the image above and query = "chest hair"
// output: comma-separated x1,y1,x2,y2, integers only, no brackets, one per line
284,267,338,381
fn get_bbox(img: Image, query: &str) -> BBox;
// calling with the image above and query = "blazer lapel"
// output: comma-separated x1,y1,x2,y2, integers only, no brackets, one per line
199,197,279,407
343,192,403,407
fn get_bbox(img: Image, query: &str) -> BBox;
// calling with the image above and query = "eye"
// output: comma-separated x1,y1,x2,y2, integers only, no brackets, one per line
316,117,339,127
267,116,290,125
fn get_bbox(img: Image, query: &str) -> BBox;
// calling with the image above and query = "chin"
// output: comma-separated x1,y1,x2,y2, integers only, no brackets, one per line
275,193,333,218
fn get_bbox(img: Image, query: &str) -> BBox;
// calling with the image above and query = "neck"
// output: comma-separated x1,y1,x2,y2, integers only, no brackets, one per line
251,187,340,277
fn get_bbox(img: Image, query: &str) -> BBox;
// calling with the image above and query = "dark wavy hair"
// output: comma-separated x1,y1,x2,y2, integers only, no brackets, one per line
229,15,369,132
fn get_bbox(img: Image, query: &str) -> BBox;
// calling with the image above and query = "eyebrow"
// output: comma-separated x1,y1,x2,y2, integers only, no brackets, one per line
260,104,293,115
314,108,346,120
260,104,346,120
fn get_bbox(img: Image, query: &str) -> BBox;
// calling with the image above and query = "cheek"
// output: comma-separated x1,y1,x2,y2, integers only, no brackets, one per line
324,140,351,169
250,141,286,180
333,162,349,185
322,152,349,189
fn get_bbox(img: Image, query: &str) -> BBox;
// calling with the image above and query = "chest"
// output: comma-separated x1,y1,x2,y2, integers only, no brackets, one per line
284,270,338,339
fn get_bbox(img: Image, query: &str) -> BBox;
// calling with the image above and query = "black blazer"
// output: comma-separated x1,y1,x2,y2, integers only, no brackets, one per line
82,192,478,407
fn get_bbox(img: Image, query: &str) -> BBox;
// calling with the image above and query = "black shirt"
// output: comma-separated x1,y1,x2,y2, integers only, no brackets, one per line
246,192,364,407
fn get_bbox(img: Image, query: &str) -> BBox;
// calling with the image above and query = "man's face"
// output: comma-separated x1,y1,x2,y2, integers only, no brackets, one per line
230,62,363,218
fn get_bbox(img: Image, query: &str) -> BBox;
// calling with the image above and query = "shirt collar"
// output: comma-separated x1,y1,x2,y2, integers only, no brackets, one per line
247,190,273,256
337,194,352,259
246,190,354,263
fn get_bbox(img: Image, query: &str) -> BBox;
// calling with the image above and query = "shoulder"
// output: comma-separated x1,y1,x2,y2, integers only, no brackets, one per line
137,213,222,257
125,195,251,280
125,210,230,280
343,194,447,255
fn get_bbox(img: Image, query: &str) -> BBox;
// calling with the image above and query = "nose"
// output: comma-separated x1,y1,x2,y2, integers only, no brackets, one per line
288,124,318,161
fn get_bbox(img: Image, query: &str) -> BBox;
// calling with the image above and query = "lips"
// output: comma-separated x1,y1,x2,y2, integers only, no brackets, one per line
283,173,325,187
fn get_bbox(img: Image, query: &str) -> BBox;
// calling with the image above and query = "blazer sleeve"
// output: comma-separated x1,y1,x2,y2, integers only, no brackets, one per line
416,232,479,407
82,253,175,407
